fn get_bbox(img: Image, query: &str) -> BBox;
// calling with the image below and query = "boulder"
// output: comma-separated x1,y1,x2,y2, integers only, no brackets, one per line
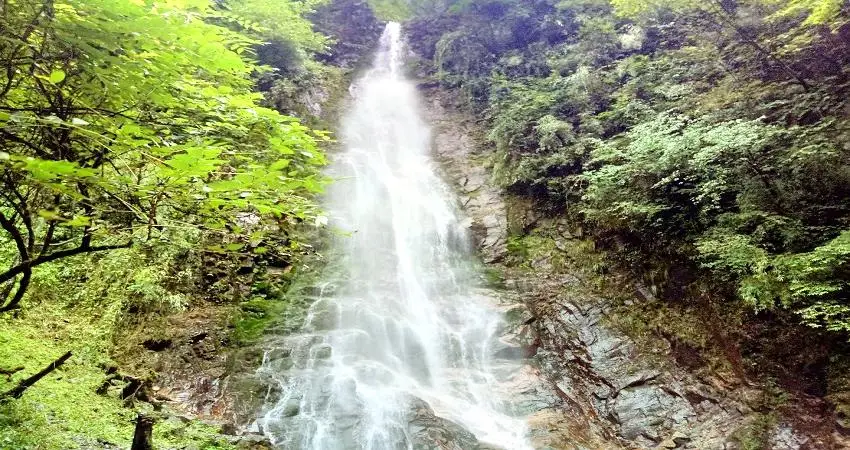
407,397,481,450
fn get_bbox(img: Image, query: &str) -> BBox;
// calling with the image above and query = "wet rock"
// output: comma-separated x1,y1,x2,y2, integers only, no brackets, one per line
613,385,694,440
227,433,274,450
304,300,338,331
407,397,481,450
424,93,508,264
504,304,534,325
769,424,808,449
477,443,507,450
220,421,238,435
492,343,531,360
493,364,560,416
530,292,753,448
312,344,333,359
672,431,690,445
659,438,677,448
423,84,810,450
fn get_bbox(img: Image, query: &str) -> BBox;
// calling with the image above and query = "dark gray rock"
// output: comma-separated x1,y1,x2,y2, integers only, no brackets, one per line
229,433,274,450
424,92,508,264
407,397,481,450
613,385,693,440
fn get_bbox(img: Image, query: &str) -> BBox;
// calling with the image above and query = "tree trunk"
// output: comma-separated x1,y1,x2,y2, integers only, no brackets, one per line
131,414,155,450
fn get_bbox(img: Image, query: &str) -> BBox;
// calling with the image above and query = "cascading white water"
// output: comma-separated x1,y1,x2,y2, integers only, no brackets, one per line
258,23,532,450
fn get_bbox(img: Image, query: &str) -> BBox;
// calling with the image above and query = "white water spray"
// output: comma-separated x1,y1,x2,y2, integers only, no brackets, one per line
259,23,532,450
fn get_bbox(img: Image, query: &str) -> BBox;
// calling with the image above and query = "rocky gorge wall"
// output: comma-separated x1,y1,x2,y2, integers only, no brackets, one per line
421,84,849,450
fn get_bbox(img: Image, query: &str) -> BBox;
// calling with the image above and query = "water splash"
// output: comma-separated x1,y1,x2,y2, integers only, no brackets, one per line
259,23,532,450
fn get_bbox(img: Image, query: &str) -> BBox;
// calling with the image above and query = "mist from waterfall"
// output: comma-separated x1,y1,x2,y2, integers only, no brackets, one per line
258,23,532,450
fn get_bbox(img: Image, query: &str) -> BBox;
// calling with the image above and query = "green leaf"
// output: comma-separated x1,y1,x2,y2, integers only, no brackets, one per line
64,215,92,227
49,70,66,84
37,210,61,220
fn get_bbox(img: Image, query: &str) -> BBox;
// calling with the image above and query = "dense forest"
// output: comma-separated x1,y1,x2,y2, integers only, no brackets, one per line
1,0,850,448
404,0,850,335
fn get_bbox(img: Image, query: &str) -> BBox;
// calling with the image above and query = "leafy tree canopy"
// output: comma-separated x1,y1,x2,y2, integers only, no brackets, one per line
0,0,330,312
405,0,850,334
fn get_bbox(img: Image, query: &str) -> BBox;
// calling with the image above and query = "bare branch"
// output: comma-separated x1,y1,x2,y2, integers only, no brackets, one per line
0,351,72,400
0,241,132,287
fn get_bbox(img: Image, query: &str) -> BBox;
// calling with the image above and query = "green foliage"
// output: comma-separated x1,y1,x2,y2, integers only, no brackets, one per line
582,115,785,232
609,0,702,17
731,413,779,450
0,221,294,448
224,0,329,49
0,326,236,449
505,233,570,271
410,0,850,336
776,0,845,25
0,283,132,448
0,0,336,445
368,0,414,19
155,418,237,450
232,297,290,344
582,113,850,330
0,0,331,311
699,229,850,331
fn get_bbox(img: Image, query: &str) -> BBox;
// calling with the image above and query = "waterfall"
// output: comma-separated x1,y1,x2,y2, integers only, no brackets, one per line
258,23,532,450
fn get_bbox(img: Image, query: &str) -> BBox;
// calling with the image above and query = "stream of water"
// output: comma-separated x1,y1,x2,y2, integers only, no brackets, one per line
258,23,532,450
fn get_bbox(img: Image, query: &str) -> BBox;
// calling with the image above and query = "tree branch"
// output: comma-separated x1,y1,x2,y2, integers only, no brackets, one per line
0,211,28,262
0,129,49,157
0,269,30,312
39,221,56,256
0,351,72,400
0,241,132,287
706,0,810,91
0,211,33,312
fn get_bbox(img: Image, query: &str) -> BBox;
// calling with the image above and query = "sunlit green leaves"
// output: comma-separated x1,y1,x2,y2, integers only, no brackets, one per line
0,0,330,272
14,157,97,182
222,0,329,51
768,0,844,25
48,70,66,84
160,147,226,177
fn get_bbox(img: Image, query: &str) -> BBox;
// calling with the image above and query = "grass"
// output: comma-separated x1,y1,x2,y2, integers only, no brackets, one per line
0,244,242,450
0,306,133,449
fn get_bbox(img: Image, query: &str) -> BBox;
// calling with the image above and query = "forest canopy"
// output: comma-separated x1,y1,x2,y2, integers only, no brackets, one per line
0,0,330,312
404,0,850,333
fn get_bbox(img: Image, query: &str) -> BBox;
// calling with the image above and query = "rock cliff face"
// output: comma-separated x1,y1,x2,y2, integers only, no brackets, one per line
424,87,508,265
310,0,385,68
421,85,840,449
